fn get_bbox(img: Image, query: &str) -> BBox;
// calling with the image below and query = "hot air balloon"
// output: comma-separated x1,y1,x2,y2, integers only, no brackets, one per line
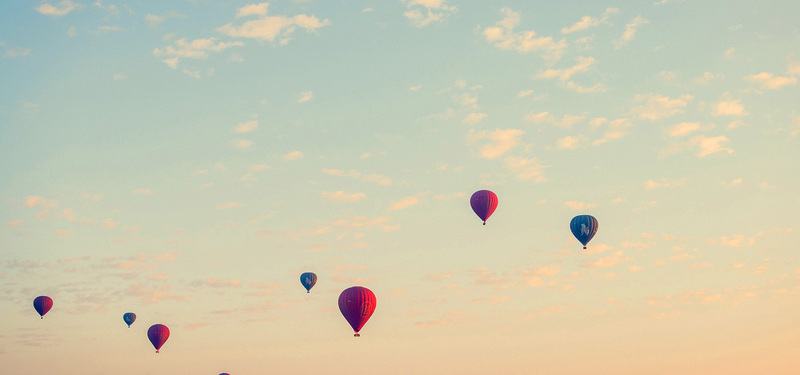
300,272,317,293
470,190,498,225
220,373,230,375
33,296,53,319
570,215,598,249
123,312,136,328
338,286,376,337
147,324,170,353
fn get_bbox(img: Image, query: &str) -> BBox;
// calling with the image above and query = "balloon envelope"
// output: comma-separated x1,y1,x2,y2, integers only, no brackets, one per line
123,312,136,328
33,296,53,319
470,190,498,225
338,286,376,337
147,324,170,353
570,215,598,249
300,272,317,293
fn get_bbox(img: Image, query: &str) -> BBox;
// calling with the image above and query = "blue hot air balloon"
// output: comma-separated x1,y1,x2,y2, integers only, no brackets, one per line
123,312,136,328
300,272,317,293
570,215,598,249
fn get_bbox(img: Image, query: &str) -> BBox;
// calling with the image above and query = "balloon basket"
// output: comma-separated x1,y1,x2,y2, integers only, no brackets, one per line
354,333,360,337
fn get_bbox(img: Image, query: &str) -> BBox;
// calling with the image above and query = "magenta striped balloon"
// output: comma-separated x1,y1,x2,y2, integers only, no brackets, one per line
33,296,53,319
147,324,170,353
338,286,376,337
470,190,498,225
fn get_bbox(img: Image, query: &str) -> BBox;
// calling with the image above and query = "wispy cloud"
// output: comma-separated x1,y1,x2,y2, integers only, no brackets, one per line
283,151,304,160
153,38,243,68
36,1,81,16
744,72,797,89
217,202,242,209
217,5,330,43
320,191,366,202
561,8,618,34
233,120,258,133
630,94,692,120
615,16,649,49
483,8,567,62
297,91,313,103
503,156,547,181
466,129,525,159
564,201,595,210
711,99,747,116
389,196,420,211
404,0,456,27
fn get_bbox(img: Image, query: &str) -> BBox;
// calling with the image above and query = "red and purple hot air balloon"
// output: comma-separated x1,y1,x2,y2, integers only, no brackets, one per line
338,286,376,337
470,190,498,225
33,296,53,319
147,324,170,353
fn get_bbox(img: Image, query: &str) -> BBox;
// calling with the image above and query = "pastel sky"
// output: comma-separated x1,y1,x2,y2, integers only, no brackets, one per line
2,0,799,374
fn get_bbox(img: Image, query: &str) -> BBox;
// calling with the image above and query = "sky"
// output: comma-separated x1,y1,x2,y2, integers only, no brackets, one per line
1,0,800,374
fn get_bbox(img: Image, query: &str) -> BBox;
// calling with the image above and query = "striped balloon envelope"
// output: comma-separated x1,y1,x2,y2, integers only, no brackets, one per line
300,272,317,293
470,190,498,225
570,215,599,249
33,296,53,319
338,286,376,337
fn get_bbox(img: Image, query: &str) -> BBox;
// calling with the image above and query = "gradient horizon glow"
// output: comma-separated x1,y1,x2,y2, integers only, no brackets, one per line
1,1,799,374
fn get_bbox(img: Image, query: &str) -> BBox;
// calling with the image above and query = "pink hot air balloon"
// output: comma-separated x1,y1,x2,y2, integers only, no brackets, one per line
470,190,498,225
33,296,53,319
338,286,376,337
147,324,170,353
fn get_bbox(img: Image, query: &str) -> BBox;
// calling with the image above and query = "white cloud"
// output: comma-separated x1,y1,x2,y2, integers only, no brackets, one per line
25,196,45,207
630,94,692,121
503,156,547,181
153,38,243,68
36,1,81,16
536,56,596,81
592,118,633,145
217,202,242,209
362,174,392,186
744,72,797,90
667,122,700,137
517,90,534,98
409,84,422,91
3,48,31,58
691,135,733,157
561,8,618,34
724,47,735,59
712,100,747,116
322,168,359,177
390,196,421,211
233,139,253,149
283,151,304,160
462,113,487,125
583,251,631,268
102,218,119,229
565,201,595,210
466,129,525,159
614,16,649,49
236,2,269,18
404,0,456,27
645,178,687,189
298,91,313,103
321,191,366,203
555,135,588,150
216,7,330,42
483,8,567,62
132,188,153,195
233,120,258,133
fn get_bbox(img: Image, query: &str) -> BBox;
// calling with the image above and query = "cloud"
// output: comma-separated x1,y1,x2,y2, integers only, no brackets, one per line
564,201,595,210
644,178,687,189
126,283,190,304
297,91,314,103
25,196,45,207
322,168,359,177
471,268,511,290
466,129,525,159
283,151,304,160
216,6,330,43
9,219,22,228
707,234,757,247
102,218,118,229
561,8,618,34
153,38,243,68
3,48,31,58
483,8,567,62
404,0,456,27
744,72,797,89
724,47,735,59
536,56,597,81
233,120,258,133
503,156,547,181
193,278,242,288
36,1,81,16
583,251,631,268
692,135,733,157
217,202,242,209
667,122,700,137
362,174,392,185
236,2,269,17
555,135,588,150
629,94,692,120
462,113,487,125
592,118,633,145
55,229,75,237
615,16,649,49
519,265,561,286
132,188,153,195
390,196,420,211
711,99,747,116
232,139,253,149
321,191,366,202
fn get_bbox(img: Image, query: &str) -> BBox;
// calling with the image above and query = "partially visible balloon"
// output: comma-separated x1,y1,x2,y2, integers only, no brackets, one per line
33,296,53,319
338,286,376,337
300,272,317,293
220,373,230,375
123,312,136,328
470,190,498,225
570,215,598,249
147,324,170,353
